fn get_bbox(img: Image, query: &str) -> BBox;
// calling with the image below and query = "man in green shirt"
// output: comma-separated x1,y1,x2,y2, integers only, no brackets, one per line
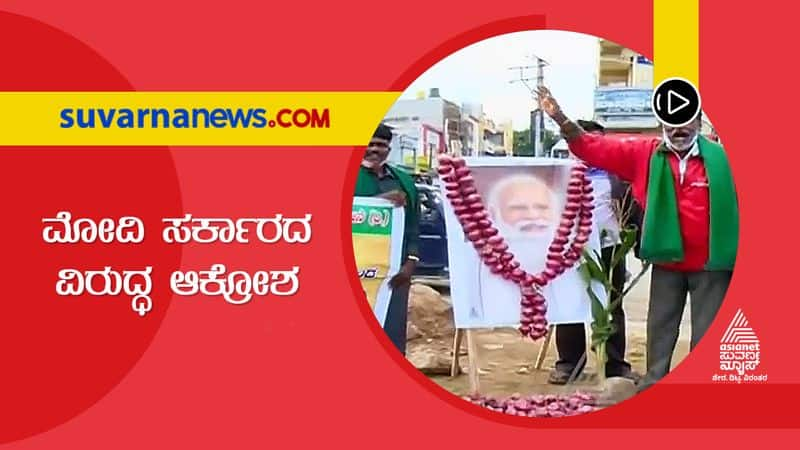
354,123,420,355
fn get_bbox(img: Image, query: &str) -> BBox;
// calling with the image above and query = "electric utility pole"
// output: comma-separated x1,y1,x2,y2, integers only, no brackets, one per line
509,55,549,156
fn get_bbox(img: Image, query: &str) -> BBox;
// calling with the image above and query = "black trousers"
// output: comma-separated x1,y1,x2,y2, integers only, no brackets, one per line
555,245,631,377
638,266,731,391
383,283,410,355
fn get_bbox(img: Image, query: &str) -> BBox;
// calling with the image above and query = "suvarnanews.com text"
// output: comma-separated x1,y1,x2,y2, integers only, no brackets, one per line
58,107,331,129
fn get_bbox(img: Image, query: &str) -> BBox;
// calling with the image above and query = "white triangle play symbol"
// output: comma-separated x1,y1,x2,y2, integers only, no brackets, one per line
667,90,690,114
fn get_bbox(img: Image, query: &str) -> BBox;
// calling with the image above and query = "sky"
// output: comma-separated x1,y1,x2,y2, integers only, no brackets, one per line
399,30,600,131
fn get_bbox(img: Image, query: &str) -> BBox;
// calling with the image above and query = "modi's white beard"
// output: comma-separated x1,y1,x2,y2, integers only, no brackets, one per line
494,219,556,274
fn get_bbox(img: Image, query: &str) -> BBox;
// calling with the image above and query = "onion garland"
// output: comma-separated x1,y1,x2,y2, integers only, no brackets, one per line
437,154,595,340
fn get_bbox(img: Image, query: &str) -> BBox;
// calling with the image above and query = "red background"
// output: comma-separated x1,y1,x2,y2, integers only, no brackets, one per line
0,0,798,446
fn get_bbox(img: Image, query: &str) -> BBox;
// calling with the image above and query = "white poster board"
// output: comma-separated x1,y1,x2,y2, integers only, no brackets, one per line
352,197,405,326
442,157,607,329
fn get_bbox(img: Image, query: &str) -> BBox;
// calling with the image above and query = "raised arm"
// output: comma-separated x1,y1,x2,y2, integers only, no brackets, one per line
537,86,639,182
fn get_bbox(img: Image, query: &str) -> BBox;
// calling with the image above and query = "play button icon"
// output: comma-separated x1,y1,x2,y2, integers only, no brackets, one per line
651,77,702,127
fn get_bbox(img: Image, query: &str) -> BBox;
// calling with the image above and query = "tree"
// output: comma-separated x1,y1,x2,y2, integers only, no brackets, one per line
513,128,559,156
513,130,533,156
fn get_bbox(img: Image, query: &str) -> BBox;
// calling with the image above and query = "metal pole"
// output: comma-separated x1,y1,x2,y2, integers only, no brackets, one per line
534,56,543,157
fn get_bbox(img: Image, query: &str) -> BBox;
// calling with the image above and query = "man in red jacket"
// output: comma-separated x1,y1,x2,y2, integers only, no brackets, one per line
537,86,739,390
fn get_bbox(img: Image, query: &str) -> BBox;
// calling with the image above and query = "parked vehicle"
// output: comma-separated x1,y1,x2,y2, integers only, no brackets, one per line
414,183,449,282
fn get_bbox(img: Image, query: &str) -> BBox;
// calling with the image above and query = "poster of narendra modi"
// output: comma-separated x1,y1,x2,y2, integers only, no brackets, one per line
441,158,607,329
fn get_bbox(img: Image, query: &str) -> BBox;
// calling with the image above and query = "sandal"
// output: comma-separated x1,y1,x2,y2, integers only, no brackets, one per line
547,369,572,385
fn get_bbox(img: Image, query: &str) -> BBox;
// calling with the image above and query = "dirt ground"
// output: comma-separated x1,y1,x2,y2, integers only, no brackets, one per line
416,257,692,397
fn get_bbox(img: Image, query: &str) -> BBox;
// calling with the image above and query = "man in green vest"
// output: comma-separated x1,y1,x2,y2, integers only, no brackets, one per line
355,123,420,355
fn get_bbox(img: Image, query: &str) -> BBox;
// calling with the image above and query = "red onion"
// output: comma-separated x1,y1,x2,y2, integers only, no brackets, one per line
521,287,536,297
491,264,504,274
461,185,478,196
500,253,514,262
450,197,465,206
472,238,487,248
579,218,592,227
582,185,594,194
545,260,561,270
482,227,498,238
567,186,582,195
463,222,479,233
480,246,494,257
455,205,471,214
511,269,525,280
533,303,547,314
438,166,453,175
549,243,565,253
508,260,520,269
458,175,475,186
582,195,595,204
451,157,466,168
542,268,557,281
484,256,499,265
468,202,485,212
465,193,482,204
563,210,578,220
574,235,588,244
457,213,472,223
437,154,453,166
445,182,460,191
477,219,492,229
454,167,470,178
493,242,509,253
467,230,482,241
531,274,545,286
522,274,535,286
566,194,583,203
565,202,581,213
441,175,457,183
559,218,575,228
579,211,593,219
518,324,531,335
446,191,461,200
487,235,504,245
578,225,592,235
553,236,569,245
472,211,488,221
556,225,572,237
521,297,534,307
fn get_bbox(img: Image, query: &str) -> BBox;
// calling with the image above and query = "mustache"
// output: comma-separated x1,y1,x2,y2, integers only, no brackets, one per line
670,130,694,138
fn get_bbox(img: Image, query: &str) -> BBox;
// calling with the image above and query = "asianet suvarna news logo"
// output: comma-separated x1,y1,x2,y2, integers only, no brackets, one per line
58,107,330,129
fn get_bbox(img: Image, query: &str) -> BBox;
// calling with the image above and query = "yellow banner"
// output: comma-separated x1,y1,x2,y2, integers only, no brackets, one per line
654,0,699,87
0,92,400,146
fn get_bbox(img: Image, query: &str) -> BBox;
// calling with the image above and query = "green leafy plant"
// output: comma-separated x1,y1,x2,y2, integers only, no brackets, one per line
577,187,651,383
